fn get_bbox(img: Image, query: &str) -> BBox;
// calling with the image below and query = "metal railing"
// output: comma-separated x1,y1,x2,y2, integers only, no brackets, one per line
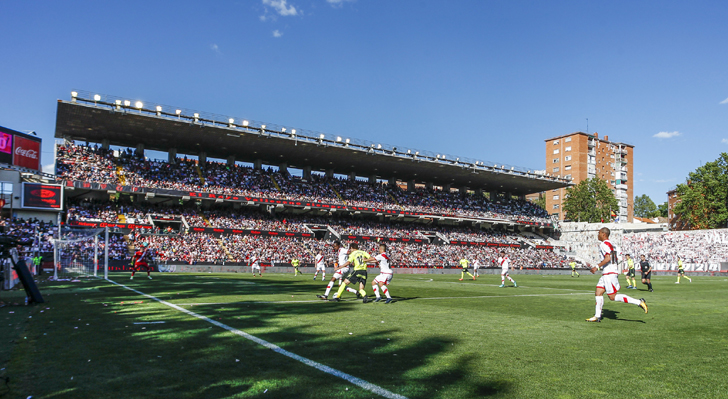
67,90,571,185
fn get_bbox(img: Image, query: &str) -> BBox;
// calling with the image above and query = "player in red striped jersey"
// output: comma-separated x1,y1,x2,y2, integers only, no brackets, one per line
313,252,326,281
586,227,648,322
365,243,394,303
250,254,262,277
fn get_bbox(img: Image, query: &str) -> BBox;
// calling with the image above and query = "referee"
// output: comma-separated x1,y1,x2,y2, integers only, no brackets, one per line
639,254,653,292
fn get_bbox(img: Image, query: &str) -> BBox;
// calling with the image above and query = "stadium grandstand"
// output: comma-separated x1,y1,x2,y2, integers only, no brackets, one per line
43,90,574,271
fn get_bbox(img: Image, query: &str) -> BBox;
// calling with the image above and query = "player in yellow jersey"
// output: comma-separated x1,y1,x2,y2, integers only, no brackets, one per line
291,258,302,276
675,256,692,283
569,259,580,277
459,258,476,281
624,254,636,289
330,243,371,303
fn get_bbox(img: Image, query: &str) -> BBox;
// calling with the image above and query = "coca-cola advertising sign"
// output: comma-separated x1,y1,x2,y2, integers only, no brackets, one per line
13,135,41,170
0,131,12,164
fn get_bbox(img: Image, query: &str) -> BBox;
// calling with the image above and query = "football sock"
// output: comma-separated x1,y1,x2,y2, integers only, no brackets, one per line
346,287,358,294
131,271,135,277
595,296,604,318
648,282,653,290
687,276,692,282
335,284,347,298
614,294,640,305
324,281,335,296
382,286,391,299
507,276,515,283
322,273,325,280
358,289,367,298
461,271,465,279
467,272,475,279
677,276,681,283
501,275,506,284
372,285,380,298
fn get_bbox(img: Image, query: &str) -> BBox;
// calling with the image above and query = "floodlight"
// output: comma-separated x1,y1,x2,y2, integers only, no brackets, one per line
336,136,342,142
320,134,325,139
377,144,382,149
345,138,350,144
156,106,163,112
175,109,182,115
511,167,514,170
281,127,286,132
124,100,131,107
114,100,121,110
261,125,266,130
291,129,296,135
415,151,419,155
94,94,101,102
436,154,440,158
193,113,199,122
71,91,78,99
242,120,249,127
135,101,143,109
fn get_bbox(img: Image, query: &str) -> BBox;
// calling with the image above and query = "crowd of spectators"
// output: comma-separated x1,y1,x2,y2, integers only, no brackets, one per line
622,229,728,264
56,143,552,223
1,217,57,253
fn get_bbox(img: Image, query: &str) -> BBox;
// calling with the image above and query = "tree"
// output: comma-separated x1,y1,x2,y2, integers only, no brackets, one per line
634,194,658,218
657,202,668,218
562,177,620,223
673,153,728,229
529,193,546,211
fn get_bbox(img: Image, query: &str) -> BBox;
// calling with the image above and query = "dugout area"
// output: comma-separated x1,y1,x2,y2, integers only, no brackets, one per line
2,272,728,398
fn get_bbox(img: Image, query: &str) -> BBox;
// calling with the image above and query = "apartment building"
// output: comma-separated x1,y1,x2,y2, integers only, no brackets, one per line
542,132,634,222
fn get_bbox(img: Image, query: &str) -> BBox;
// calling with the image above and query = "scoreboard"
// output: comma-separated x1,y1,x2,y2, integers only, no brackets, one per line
22,183,63,210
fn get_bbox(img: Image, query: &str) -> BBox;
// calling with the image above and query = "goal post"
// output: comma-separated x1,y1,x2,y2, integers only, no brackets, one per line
51,226,108,280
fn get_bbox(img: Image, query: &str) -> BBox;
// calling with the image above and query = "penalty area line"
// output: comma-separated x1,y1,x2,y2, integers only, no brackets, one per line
106,279,407,399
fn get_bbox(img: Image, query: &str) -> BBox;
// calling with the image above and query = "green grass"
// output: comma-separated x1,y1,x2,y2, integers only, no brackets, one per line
2,272,728,398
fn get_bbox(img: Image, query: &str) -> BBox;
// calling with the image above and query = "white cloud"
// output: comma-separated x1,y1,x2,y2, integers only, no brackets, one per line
327,0,354,7
210,44,221,54
720,97,728,104
722,138,728,144
272,30,283,38
262,0,298,16
653,131,681,139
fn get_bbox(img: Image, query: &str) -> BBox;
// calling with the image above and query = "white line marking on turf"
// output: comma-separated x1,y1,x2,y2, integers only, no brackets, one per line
107,279,407,399
133,321,166,324
418,292,592,300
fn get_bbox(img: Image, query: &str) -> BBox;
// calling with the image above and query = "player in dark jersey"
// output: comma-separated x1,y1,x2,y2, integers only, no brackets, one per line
639,254,652,292
130,242,153,280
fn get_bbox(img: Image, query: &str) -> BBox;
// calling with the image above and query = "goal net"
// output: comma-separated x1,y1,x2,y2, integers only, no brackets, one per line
51,227,108,280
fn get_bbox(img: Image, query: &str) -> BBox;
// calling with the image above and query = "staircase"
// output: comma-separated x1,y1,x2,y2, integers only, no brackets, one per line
116,166,127,185
195,164,205,185
386,190,406,211
199,211,233,262
270,175,282,191
328,182,346,204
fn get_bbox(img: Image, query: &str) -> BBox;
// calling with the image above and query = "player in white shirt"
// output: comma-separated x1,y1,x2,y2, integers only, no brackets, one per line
586,227,648,322
317,241,358,300
313,252,326,281
250,254,262,277
473,258,482,278
497,251,517,288
365,243,394,303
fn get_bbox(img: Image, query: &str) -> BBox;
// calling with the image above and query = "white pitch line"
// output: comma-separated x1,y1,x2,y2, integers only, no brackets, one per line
107,279,406,399
133,321,166,324
418,292,592,300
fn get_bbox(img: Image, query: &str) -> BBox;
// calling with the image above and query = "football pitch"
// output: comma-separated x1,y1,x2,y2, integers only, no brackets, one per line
2,272,728,399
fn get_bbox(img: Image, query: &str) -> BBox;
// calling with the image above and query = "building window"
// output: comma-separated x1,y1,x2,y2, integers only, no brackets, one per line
553,140,559,145
564,155,572,161
553,204,560,210
553,149,560,154
565,174,572,180
553,195,559,200
565,137,571,142
553,158,559,163
553,167,560,173
565,165,571,170
565,146,572,152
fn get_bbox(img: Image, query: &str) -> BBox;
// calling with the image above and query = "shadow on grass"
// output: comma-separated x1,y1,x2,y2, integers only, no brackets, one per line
602,309,647,323
8,275,512,399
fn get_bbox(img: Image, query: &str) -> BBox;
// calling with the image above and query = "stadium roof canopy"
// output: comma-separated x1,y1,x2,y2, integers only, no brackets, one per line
55,91,571,196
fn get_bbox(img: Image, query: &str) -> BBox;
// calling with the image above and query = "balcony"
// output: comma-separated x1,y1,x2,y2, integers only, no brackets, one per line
616,184,628,190
588,139,596,147
619,173,628,181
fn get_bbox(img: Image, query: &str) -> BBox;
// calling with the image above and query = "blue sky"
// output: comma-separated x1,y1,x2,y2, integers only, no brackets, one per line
1,0,727,205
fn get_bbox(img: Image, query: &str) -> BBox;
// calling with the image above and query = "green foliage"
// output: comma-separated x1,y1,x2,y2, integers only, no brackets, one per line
530,193,546,211
634,194,658,218
562,177,619,222
673,153,728,229
657,202,669,218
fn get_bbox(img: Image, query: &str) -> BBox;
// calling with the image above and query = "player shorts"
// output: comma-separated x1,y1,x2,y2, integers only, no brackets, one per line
252,265,261,271
135,262,150,270
596,273,620,295
373,273,392,285
316,265,326,271
627,269,635,278
677,269,685,275
345,269,367,285
500,268,510,276
642,272,651,280
333,267,349,280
